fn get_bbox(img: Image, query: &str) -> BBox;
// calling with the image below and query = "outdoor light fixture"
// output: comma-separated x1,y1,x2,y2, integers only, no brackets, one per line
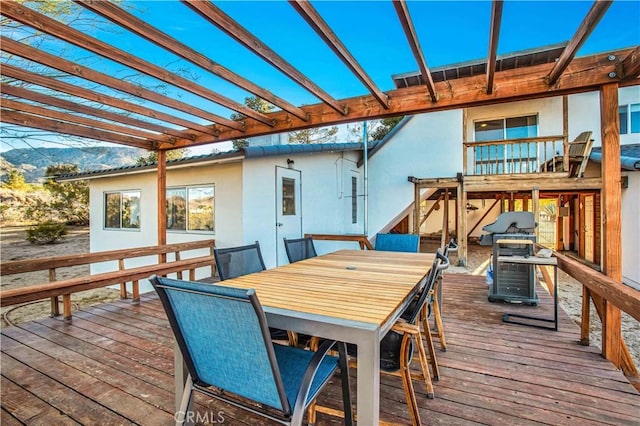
286,158,294,169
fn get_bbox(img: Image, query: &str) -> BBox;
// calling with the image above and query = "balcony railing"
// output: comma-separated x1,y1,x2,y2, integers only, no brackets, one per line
464,135,567,176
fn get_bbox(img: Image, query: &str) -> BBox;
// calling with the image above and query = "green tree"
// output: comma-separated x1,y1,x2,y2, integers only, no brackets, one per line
2,169,30,191
230,97,275,149
369,116,404,141
25,164,90,225
289,126,339,144
136,149,190,165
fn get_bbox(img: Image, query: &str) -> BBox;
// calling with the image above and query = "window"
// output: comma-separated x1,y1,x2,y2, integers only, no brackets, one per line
351,176,358,224
282,177,296,215
619,103,640,134
474,114,538,173
104,190,140,229
166,185,214,232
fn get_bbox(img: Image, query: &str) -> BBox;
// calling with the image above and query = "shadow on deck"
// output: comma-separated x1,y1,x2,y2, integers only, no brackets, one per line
1,274,638,425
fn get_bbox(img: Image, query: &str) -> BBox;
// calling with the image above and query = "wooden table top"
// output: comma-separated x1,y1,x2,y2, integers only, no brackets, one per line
218,250,435,327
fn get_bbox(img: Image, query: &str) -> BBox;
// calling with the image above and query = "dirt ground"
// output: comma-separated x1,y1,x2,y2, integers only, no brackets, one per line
0,226,120,327
1,227,638,370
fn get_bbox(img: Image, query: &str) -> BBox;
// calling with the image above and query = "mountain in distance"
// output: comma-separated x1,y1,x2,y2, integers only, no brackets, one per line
0,146,146,182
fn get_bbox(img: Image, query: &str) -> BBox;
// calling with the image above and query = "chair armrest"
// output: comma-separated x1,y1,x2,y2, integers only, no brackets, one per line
292,339,339,416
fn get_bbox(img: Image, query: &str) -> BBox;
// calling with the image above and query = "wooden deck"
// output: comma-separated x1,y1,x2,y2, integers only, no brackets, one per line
2,274,638,425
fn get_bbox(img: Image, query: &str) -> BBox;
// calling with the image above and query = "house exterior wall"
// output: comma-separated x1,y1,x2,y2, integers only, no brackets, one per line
366,110,463,238
621,171,640,288
242,150,363,268
88,161,243,289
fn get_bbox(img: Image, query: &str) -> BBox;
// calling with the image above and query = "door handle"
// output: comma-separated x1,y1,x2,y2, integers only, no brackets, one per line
276,222,283,227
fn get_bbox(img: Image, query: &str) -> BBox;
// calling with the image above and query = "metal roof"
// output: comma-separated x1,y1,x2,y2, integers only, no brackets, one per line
590,144,640,170
392,44,568,89
56,142,367,181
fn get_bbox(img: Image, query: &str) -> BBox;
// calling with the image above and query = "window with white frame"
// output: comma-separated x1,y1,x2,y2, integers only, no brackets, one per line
104,190,141,229
166,185,214,232
473,114,539,173
619,103,640,134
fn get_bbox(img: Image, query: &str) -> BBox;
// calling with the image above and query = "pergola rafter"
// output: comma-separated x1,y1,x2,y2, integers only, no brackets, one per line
0,36,236,132
546,0,612,86
182,0,348,115
392,0,437,102
1,64,208,139
1,83,176,144
75,0,309,123
1,0,274,127
485,0,503,95
0,0,636,150
290,0,389,108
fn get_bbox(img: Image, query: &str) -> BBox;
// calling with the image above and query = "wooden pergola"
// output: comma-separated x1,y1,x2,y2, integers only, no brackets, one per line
1,0,639,371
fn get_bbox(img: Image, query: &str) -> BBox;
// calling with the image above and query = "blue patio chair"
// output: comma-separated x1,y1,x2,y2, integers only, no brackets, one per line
151,276,353,426
374,233,420,252
214,241,294,343
283,236,318,263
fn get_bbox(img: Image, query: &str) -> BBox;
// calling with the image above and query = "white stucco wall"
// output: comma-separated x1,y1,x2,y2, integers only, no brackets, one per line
366,111,463,238
88,160,243,291
242,150,363,268
621,172,640,288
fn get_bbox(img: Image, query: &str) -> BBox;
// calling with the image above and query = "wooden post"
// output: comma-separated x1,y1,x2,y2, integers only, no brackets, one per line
580,286,591,345
600,83,622,368
522,195,529,212
157,150,167,265
457,182,467,266
48,268,60,317
413,184,420,236
563,95,569,172
118,258,127,299
532,187,540,242
556,195,563,251
441,190,450,249
462,108,468,176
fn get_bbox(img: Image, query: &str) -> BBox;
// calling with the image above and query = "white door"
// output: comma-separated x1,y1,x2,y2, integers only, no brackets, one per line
276,167,302,266
584,195,594,263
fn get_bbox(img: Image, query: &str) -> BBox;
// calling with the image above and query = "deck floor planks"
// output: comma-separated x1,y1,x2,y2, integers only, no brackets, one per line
1,272,638,425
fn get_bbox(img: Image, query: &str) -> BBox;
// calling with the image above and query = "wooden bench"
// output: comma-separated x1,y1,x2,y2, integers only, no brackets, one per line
1,240,215,320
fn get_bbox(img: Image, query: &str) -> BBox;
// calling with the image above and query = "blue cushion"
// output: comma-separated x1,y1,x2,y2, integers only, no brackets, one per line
375,233,419,252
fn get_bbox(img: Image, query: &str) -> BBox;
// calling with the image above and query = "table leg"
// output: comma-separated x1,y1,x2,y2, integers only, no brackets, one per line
355,332,380,425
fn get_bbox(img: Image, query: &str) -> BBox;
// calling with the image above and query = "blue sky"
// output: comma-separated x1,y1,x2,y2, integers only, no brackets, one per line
1,0,639,153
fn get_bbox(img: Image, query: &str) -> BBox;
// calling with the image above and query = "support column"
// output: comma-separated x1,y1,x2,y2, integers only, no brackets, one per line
157,150,167,264
457,181,467,266
413,184,420,235
532,187,540,242
600,83,622,368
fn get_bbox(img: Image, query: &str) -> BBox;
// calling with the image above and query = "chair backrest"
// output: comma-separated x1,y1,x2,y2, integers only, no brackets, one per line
443,239,458,258
150,276,290,413
214,241,266,281
568,131,593,158
402,249,450,324
374,233,420,252
283,236,317,263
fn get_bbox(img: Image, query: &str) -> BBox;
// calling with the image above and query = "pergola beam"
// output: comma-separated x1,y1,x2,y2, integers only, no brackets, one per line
290,0,389,108
160,48,638,149
546,0,612,86
182,0,347,115
392,0,437,102
486,0,504,94
1,97,163,143
75,0,308,123
1,83,175,144
618,45,640,79
1,109,153,149
1,64,208,139
1,1,274,127
0,36,235,132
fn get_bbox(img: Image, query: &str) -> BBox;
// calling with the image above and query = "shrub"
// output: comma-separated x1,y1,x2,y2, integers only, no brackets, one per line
26,221,67,245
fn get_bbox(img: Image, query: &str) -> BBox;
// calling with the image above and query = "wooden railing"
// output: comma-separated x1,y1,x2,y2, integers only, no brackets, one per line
305,233,374,250
464,135,566,176
0,240,215,320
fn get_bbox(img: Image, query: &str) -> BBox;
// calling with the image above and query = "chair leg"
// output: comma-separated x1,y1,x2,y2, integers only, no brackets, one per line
420,313,440,381
400,334,423,425
432,293,447,352
412,329,435,399
337,342,354,426
176,374,195,426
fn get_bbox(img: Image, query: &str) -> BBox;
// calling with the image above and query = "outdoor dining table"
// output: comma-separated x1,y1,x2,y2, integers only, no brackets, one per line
174,249,435,425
